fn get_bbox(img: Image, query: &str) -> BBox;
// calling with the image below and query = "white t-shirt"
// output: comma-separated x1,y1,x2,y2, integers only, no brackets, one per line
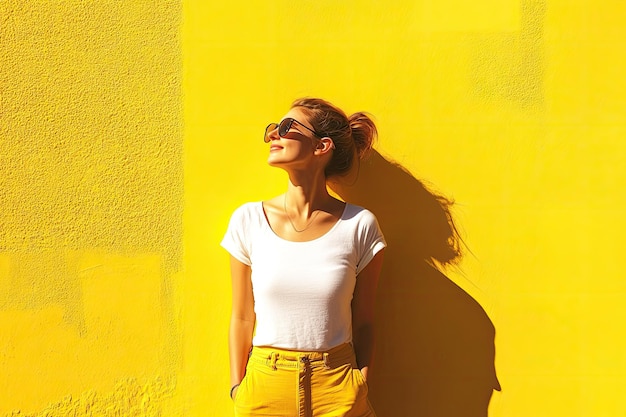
221,202,386,351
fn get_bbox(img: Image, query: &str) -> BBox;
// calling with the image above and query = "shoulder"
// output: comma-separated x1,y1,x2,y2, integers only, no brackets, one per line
343,203,380,225
341,204,384,239
229,201,263,223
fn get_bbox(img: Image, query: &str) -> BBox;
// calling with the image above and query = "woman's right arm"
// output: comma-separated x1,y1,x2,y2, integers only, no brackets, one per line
229,255,256,399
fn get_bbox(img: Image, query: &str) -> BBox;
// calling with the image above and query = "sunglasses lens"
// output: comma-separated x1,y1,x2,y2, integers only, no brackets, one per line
278,118,293,137
264,123,278,142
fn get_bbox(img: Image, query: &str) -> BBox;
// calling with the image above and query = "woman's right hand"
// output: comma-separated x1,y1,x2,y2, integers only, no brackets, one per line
230,384,239,401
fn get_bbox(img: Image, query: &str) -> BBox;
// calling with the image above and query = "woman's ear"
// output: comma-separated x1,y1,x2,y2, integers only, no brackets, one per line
316,137,335,154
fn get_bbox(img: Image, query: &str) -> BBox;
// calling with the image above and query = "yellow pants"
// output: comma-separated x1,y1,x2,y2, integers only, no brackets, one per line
234,343,376,417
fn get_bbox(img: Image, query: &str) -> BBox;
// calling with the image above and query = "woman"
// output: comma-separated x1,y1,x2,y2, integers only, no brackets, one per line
221,97,386,417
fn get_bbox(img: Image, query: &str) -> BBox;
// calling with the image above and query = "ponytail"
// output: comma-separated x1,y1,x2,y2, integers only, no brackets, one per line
348,112,377,159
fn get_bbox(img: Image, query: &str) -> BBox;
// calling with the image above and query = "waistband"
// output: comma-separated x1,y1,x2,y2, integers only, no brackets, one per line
249,343,357,370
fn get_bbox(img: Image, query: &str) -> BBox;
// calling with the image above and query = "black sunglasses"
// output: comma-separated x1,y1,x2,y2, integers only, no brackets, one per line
264,118,323,143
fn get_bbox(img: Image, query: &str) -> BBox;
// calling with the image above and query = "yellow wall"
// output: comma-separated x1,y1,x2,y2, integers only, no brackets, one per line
183,1,626,416
3,0,626,416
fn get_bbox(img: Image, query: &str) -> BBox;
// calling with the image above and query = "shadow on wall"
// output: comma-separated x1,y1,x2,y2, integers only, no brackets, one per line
330,150,501,417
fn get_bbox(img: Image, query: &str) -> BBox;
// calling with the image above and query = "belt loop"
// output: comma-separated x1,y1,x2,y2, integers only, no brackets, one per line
323,352,330,370
270,352,278,370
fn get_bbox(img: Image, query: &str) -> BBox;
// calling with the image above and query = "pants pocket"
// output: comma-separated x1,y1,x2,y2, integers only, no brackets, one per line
234,360,298,416
340,367,377,417
233,362,254,414
352,367,369,395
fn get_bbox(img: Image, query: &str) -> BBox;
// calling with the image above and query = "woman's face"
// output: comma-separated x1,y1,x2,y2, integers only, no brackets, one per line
266,107,320,169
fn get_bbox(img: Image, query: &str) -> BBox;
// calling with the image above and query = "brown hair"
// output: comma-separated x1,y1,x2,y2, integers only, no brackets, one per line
291,97,377,178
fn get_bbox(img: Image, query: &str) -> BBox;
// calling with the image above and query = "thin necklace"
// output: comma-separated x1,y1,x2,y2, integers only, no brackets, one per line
283,194,321,233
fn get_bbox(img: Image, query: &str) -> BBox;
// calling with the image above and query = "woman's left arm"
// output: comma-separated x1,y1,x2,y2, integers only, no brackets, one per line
351,249,385,381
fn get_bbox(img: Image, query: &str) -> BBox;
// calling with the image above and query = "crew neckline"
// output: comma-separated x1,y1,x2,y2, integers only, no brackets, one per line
259,201,349,243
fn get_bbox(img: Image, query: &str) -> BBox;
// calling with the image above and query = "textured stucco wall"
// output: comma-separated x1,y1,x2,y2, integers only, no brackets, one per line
1,1,182,415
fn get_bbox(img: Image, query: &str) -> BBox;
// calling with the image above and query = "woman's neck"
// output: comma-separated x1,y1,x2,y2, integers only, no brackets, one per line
285,172,333,217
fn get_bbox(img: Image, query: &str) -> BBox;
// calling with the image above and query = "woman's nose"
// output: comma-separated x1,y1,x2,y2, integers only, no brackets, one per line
267,127,280,141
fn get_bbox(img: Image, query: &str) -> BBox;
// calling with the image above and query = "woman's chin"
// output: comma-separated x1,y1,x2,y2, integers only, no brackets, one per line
267,156,287,167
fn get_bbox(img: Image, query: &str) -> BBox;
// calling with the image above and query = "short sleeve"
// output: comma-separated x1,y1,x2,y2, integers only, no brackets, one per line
220,204,254,266
355,210,386,275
